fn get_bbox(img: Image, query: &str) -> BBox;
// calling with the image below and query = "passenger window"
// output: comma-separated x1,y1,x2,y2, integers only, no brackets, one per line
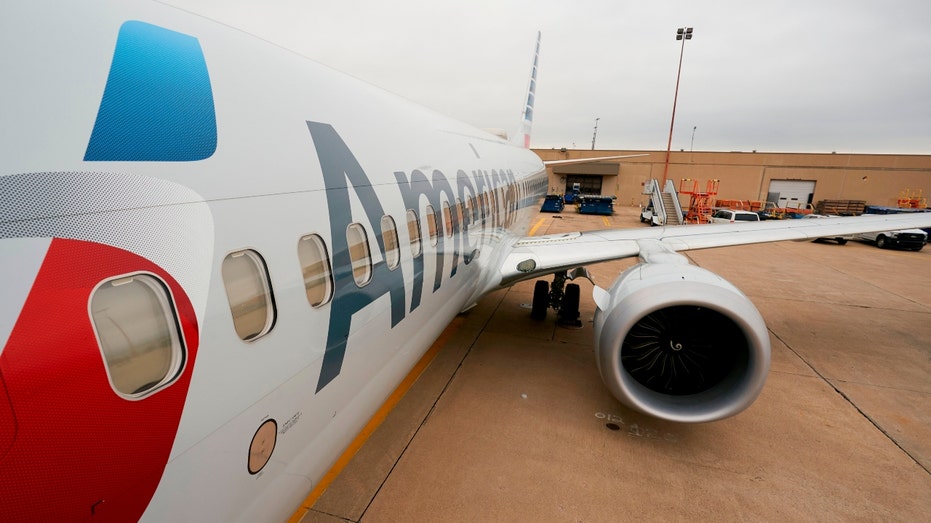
442,202,453,237
90,273,184,398
381,215,401,270
347,223,373,286
297,234,333,307
425,205,439,246
406,209,422,257
466,197,474,224
222,250,276,341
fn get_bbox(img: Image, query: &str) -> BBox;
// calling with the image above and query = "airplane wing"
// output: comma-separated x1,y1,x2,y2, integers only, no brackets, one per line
498,211,931,285
498,210,931,423
543,153,649,166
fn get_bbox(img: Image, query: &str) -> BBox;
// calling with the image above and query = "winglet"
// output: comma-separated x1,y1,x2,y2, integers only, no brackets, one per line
512,31,541,149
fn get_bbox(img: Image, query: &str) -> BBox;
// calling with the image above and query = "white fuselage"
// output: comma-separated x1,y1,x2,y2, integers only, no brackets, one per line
0,1,546,520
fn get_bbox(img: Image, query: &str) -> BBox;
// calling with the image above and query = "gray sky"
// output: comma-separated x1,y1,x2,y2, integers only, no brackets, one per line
163,0,931,154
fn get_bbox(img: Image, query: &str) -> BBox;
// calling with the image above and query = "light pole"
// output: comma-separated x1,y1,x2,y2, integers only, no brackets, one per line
690,125,697,152
661,27,693,187
591,117,600,150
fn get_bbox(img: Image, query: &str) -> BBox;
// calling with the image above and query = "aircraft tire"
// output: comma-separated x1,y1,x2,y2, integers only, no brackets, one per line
558,283,581,326
531,280,548,320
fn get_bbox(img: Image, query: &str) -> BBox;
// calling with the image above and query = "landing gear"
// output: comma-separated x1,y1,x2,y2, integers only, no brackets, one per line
531,280,549,320
557,282,581,327
530,271,583,327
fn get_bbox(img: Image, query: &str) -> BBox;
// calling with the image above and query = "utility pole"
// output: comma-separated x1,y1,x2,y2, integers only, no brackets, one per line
662,27,693,187
591,117,600,150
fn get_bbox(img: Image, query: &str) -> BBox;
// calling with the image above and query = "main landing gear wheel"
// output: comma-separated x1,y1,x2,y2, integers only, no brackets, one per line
530,270,590,326
557,283,581,327
531,280,549,320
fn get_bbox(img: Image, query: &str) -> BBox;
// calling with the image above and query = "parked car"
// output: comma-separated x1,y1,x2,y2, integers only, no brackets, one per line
802,214,850,244
709,209,761,224
855,229,927,251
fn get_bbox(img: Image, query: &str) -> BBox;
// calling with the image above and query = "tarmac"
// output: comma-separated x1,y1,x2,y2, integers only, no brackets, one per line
299,206,931,522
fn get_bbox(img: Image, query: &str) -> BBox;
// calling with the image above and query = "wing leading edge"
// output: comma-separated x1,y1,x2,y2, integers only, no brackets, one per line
499,212,931,286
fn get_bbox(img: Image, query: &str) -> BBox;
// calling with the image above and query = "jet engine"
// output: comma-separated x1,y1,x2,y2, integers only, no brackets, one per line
592,262,771,423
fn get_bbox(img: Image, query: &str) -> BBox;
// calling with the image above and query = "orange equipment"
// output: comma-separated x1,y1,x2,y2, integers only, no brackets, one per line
678,178,719,224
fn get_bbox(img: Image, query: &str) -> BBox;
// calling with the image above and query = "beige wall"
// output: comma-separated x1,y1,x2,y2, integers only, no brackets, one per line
535,149,931,209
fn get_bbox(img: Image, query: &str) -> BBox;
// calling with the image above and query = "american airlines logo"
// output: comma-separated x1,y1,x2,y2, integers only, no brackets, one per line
306,121,521,391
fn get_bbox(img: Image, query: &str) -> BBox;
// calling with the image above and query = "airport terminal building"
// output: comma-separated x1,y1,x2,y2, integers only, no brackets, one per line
534,148,931,211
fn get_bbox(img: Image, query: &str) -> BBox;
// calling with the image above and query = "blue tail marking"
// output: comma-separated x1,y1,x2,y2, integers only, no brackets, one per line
85,21,217,162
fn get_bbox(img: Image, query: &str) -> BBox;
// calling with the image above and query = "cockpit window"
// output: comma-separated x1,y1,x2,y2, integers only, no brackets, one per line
90,273,185,398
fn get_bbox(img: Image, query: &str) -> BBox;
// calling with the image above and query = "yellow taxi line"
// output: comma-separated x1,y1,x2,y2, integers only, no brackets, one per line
527,217,547,236
287,316,465,522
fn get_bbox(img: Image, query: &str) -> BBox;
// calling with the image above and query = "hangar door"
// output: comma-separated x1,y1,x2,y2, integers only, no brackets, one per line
554,162,616,196
564,175,603,195
767,180,815,210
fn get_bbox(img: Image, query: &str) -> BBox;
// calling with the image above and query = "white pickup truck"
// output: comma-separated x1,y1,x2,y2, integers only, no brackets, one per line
855,228,927,251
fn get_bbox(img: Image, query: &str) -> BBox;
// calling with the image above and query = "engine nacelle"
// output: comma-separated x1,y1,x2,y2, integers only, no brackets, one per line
593,262,770,423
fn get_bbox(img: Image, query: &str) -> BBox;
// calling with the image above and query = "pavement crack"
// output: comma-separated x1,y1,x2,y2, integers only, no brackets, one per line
771,329,930,477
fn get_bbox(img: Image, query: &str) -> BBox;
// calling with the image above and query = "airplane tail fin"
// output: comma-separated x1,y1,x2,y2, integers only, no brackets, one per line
511,31,541,149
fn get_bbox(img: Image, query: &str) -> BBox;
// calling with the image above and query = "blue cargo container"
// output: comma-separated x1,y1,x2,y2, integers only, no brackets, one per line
540,194,565,212
578,196,614,215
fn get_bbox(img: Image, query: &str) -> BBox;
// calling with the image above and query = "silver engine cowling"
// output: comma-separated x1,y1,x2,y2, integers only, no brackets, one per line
592,262,771,423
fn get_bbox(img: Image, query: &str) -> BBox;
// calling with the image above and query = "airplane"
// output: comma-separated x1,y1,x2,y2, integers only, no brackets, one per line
3,1,931,521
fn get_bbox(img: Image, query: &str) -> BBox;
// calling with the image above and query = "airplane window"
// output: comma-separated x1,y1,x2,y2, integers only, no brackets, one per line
90,273,184,398
346,223,373,286
442,202,453,238
455,198,464,230
297,234,333,307
381,215,401,270
406,209,422,257
465,197,475,224
222,249,276,342
425,205,438,246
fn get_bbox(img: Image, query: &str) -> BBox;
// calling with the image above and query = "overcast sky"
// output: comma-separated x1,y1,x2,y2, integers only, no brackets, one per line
162,0,931,154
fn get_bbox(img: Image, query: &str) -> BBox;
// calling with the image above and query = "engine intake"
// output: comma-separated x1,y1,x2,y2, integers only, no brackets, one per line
593,263,770,423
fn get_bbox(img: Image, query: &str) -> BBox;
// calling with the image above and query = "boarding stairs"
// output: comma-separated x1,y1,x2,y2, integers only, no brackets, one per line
643,178,684,226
